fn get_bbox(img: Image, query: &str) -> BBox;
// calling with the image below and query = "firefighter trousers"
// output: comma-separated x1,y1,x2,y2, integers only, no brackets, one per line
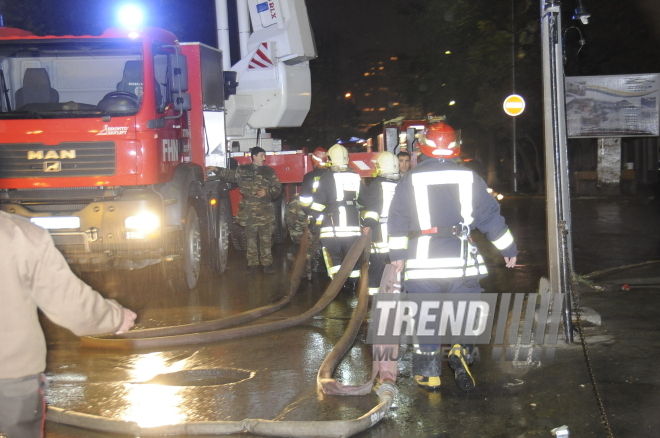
406,277,483,352
321,235,361,281
368,250,390,294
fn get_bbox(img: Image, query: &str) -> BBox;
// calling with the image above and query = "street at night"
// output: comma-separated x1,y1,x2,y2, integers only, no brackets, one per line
41,196,660,437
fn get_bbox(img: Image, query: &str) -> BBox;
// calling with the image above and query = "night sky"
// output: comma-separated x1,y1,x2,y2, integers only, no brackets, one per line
1,0,658,72
1,0,659,158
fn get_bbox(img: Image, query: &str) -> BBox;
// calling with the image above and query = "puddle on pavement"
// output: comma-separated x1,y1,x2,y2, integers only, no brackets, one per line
141,368,254,386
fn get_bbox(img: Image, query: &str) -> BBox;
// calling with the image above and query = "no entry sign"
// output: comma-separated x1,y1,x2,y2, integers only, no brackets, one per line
503,94,525,116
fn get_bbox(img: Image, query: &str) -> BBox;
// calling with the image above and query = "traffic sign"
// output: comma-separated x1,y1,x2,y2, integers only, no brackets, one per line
503,94,525,116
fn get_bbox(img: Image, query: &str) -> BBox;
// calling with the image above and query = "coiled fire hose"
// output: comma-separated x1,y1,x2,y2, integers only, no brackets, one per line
48,229,397,437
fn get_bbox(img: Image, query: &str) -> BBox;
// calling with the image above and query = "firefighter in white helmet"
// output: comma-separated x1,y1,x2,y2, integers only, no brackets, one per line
388,122,517,393
361,151,400,294
310,144,367,289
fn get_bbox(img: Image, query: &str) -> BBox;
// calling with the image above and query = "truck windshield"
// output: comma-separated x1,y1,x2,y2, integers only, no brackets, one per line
0,38,144,119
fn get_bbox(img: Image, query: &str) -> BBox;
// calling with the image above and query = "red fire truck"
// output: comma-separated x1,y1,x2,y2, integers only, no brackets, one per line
0,0,316,291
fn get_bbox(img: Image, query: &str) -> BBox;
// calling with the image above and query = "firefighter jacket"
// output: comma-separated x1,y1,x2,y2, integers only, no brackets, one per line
0,211,124,380
298,167,328,221
311,168,367,239
217,163,282,226
388,158,517,282
362,176,399,254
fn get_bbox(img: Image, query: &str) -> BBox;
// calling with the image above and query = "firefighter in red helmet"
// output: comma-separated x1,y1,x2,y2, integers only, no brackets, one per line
387,121,517,393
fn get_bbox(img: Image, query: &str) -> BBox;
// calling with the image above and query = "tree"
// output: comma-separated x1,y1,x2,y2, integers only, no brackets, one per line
397,0,543,189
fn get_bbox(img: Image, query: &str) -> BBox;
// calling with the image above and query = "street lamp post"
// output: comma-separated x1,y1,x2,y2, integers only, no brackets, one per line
511,0,518,193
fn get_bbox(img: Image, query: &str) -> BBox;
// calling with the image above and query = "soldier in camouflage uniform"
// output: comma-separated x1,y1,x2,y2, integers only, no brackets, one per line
286,195,307,257
286,195,322,278
213,147,282,274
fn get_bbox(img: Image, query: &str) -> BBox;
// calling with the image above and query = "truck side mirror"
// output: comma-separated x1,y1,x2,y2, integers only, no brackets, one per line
168,54,188,92
172,92,191,111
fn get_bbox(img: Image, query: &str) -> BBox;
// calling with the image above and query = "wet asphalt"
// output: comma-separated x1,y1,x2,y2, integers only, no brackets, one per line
42,195,660,438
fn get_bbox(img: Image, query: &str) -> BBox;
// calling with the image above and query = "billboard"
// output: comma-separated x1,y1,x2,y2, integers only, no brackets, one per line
565,73,659,138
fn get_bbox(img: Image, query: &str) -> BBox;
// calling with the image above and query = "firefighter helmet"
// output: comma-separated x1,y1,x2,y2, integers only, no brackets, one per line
375,151,400,179
327,143,349,167
311,147,327,165
418,122,460,158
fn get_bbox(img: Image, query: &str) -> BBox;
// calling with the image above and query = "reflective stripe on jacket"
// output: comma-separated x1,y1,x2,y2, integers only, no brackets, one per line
387,158,517,281
361,177,398,252
314,169,365,238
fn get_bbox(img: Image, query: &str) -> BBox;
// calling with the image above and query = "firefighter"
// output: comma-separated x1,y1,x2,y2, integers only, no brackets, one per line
310,144,367,288
291,147,328,278
213,147,282,274
388,122,517,392
361,151,400,294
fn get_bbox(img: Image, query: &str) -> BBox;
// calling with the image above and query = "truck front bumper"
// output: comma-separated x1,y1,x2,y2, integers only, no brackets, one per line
1,188,179,271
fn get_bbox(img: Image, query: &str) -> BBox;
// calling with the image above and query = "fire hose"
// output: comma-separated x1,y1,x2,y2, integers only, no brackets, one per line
47,229,398,437
82,229,312,347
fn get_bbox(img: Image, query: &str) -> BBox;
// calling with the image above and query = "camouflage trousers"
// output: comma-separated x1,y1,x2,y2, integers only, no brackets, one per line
243,205,275,267
286,199,321,262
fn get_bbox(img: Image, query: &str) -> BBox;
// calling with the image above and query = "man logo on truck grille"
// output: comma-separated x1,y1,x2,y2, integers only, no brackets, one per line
44,161,62,172
27,150,76,160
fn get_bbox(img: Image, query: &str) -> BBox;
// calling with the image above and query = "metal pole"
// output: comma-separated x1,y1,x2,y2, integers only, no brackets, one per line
511,0,517,193
541,0,574,343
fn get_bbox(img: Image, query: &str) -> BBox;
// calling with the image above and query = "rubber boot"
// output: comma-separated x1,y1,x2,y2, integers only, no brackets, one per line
448,344,476,393
412,350,441,390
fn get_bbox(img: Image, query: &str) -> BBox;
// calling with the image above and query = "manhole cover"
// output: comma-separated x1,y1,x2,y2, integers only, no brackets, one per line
142,368,254,387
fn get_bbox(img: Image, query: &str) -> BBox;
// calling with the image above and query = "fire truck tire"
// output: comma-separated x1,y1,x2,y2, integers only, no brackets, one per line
213,199,230,275
163,204,202,292
272,197,288,245
231,222,247,251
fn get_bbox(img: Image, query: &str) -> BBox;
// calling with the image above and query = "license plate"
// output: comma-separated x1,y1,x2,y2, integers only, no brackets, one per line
31,216,81,230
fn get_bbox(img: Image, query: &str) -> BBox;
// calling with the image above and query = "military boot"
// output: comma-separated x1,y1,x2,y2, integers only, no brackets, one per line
286,244,299,261
412,350,441,390
447,344,475,393
305,259,313,280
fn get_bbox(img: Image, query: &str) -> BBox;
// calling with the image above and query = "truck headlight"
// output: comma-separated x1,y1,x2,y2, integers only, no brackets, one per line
125,212,161,239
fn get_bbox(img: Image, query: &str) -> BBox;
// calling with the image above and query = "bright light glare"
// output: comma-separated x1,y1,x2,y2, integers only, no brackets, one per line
31,216,80,230
497,194,504,200
118,4,145,29
449,101,456,105
125,212,160,232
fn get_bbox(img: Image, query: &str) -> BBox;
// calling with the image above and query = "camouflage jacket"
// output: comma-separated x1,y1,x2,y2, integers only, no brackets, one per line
216,163,282,225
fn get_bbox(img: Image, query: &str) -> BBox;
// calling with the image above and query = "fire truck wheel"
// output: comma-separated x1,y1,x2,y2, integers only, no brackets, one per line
231,222,247,251
213,200,230,275
272,197,288,245
163,204,202,292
